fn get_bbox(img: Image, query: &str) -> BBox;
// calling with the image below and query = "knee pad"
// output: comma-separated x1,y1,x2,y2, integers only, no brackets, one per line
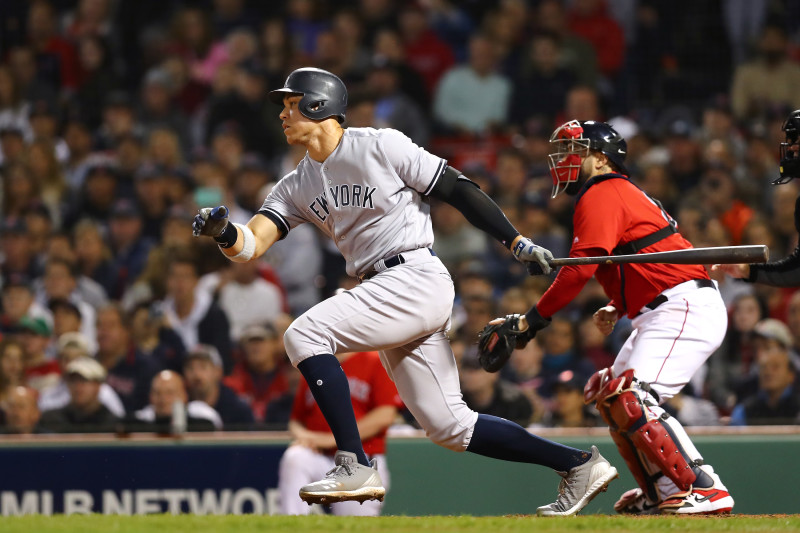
598,381,696,492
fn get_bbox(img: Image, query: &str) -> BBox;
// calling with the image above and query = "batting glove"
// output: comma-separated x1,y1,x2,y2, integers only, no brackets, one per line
511,236,553,275
193,205,230,238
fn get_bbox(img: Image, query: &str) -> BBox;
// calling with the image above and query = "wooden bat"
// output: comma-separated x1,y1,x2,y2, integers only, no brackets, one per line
548,245,769,267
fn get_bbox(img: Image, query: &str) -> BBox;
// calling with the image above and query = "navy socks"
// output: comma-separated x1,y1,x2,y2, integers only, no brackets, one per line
466,414,590,472
297,354,370,466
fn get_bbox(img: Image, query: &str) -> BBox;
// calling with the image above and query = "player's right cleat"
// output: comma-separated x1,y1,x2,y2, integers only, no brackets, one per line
614,488,661,515
536,446,619,517
298,450,386,505
658,486,734,515
658,464,734,515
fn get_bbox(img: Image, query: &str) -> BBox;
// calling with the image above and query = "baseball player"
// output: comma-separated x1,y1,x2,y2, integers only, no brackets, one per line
479,120,734,515
193,67,617,516
713,109,800,285
278,350,401,516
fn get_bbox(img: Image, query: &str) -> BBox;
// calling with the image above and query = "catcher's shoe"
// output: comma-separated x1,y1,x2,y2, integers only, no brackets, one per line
658,467,733,515
658,486,734,515
537,446,619,517
614,488,661,515
299,451,385,505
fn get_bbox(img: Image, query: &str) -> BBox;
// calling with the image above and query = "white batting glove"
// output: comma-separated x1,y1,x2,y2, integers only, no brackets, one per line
511,237,553,275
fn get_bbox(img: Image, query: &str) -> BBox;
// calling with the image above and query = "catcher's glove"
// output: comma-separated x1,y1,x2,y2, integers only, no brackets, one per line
477,314,533,373
476,309,551,373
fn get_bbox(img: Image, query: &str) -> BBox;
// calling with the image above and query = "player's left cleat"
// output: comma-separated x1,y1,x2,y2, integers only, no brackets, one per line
299,450,386,505
536,445,619,517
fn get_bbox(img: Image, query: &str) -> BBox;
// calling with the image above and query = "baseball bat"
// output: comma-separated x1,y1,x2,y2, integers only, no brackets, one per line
548,245,769,267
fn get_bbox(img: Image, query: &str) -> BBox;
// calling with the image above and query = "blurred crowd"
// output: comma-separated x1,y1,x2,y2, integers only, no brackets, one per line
1,0,800,435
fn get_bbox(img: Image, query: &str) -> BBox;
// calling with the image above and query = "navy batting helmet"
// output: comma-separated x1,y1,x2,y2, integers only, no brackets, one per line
775,109,800,185
268,67,347,123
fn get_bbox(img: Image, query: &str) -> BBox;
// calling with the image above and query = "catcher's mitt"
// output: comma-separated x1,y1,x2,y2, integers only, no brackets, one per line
477,314,533,373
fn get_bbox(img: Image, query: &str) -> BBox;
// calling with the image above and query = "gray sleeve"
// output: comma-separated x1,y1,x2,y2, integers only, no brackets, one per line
258,172,307,239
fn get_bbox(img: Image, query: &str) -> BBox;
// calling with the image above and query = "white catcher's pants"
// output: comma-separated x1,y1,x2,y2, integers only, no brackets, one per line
283,250,479,451
612,280,728,498
278,444,390,515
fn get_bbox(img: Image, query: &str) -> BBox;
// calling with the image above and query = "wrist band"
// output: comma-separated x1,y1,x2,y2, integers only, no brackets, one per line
214,223,238,248
231,223,256,261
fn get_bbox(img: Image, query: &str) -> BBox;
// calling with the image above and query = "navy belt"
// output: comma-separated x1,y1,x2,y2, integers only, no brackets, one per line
359,248,436,281
638,279,715,316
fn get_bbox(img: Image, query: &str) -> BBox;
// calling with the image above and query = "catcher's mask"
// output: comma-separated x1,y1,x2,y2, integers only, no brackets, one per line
775,109,800,185
547,120,629,198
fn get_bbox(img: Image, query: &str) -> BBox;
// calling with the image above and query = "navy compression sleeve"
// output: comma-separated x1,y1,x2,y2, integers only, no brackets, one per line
429,166,519,248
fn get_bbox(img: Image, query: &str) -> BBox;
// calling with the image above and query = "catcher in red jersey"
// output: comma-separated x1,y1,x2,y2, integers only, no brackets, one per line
480,120,734,515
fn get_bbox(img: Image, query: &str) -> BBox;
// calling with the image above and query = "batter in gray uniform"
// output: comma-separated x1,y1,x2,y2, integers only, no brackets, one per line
193,67,617,516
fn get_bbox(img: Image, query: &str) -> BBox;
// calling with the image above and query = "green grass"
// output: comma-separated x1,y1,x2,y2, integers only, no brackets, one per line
1,515,799,533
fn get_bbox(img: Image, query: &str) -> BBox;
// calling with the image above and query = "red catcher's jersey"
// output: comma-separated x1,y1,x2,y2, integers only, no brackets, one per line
290,351,402,456
537,175,709,319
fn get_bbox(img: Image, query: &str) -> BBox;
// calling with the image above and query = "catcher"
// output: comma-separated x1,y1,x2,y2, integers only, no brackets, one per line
479,120,734,515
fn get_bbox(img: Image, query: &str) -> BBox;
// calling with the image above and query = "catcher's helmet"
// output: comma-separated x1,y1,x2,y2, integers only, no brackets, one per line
268,67,347,123
775,109,800,185
547,120,629,198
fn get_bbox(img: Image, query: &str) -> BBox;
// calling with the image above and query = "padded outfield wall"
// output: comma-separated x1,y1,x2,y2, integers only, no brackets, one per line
0,428,795,516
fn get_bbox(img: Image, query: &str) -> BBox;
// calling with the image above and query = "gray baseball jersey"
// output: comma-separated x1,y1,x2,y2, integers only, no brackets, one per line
259,127,446,277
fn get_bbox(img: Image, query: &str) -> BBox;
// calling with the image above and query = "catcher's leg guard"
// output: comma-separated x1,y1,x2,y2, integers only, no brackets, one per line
593,368,698,493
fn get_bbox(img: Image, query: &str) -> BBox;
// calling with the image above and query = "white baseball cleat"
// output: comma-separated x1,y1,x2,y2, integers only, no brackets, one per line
536,446,619,517
299,450,386,505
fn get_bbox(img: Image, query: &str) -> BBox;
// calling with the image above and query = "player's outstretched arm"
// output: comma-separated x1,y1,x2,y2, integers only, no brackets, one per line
429,166,553,274
192,205,281,262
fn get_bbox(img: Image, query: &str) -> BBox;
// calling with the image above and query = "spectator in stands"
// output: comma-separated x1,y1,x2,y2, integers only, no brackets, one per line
26,0,80,91
0,386,43,434
433,33,511,135
431,202,488,273
125,370,221,433
38,332,124,417
398,3,454,99
19,316,59,392
459,346,533,427
139,68,189,151
730,319,800,425
278,350,401,516
535,0,598,87
706,292,765,412
224,324,288,426
183,344,254,430
49,296,83,343
510,32,576,129
108,199,155,298
95,304,162,412
730,24,800,121
37,258,99,340
566,0,625,82
201,259,283,343
0,339,25,406
128,302,186,373
73,35,119,129
161,251,232,373
537,315,596,399
39,357,119,433
1,274,48,335
699,165,754,246
365,58,429,147
541,370,601,428
62,159,119,230
1,218,38,281
72,219,117,299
